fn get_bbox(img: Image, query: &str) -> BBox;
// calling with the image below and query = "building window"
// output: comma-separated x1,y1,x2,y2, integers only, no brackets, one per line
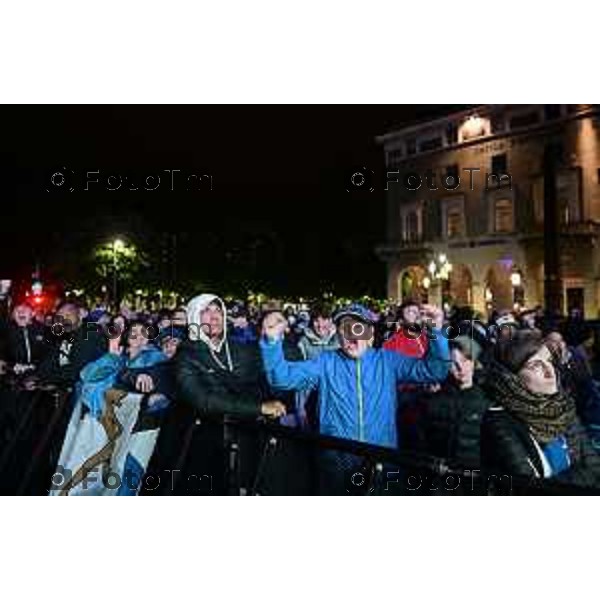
491,153,508,175
558,168,582,224
509,110,540,129
419,136,443,153
445,164,460,188
544,105,562,120
446,207,464,238
446,123,458,145
442,197,465,239
387,148,403,168
400,204,422,243
491,113,505,134
405,211,419,241
494,198,514,232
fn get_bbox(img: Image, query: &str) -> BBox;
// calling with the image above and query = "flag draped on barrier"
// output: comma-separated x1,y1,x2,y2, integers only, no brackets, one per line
49,388,168,496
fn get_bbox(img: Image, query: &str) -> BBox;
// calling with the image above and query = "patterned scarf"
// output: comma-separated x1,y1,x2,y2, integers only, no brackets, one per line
484,361,578,444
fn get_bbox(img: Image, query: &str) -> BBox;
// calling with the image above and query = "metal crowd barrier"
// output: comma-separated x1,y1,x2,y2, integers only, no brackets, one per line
0,383,72,495
2,382,600,495
219,418,600,496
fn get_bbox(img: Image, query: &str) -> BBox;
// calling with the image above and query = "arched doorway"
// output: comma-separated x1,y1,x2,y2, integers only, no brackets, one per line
398,266,428,304
448,264,473,306
485,262,513,311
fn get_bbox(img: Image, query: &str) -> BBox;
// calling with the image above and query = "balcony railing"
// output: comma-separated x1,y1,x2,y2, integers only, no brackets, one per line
521,220,600,238
376,237,430,260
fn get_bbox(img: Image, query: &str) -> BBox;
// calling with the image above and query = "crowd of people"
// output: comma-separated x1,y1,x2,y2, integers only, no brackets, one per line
1,293,600,495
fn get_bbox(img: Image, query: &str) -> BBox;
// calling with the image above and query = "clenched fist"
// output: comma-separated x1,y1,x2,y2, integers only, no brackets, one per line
420,304,444,330
260,400,287,419
262,311,287,341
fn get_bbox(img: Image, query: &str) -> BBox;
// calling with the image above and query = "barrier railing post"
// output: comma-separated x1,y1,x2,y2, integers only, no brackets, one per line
223,417,241,495
0,388,43,478
17,388,71,495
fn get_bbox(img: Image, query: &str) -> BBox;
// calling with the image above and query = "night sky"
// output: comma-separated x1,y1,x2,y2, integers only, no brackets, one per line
1,105,469,298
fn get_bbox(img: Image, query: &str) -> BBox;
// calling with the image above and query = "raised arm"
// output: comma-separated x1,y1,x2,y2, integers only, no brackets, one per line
390,305,450,384
260,312,321,392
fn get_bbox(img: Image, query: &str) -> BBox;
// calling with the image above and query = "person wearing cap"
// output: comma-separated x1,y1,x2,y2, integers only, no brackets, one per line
421,335,492,474
260,302,450,450
482,330,600,486
228,304,258,345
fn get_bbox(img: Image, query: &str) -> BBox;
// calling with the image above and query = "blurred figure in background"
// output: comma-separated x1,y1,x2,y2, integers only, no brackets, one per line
0,303,48,377
291,303,339,430
229,304,258,345
545,329,600,453
297,304,338,361
383,300,432,449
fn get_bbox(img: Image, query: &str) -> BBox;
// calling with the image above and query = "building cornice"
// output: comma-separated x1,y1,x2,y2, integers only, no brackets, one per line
376,105,600,162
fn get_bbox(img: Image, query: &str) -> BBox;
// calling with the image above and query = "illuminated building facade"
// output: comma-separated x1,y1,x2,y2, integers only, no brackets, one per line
376,104,600,317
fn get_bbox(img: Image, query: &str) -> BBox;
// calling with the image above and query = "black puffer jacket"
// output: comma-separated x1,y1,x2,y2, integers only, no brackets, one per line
482,404,600,489
175,338,270,418
422,384,491,469
481,405,546,478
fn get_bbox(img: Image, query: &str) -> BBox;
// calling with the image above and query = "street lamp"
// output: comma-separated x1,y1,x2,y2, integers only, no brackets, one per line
112,238,126,307
425,253,453,305
511,269,524,306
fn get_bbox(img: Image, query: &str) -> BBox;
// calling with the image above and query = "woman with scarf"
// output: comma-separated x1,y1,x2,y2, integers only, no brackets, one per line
482,329,600,488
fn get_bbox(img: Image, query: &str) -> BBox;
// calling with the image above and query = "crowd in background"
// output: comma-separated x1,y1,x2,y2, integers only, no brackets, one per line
1,292,600,495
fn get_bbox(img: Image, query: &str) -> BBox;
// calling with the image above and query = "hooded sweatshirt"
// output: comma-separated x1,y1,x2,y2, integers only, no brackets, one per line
175,294,269,418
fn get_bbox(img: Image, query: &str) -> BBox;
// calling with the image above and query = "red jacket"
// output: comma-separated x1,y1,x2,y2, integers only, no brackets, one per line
383,329,429,358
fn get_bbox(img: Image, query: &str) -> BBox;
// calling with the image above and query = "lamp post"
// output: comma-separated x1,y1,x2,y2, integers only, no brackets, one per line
112,238,125,308
511,269,524,310
426,254,453,308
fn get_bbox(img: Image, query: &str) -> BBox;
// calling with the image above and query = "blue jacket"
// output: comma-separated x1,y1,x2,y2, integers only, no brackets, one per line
230,324,259,345
79,346,168,418
260,331,450,448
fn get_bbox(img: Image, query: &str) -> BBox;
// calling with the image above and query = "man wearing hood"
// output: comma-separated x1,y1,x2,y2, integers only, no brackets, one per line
162,294,285,494
176,294,285,419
